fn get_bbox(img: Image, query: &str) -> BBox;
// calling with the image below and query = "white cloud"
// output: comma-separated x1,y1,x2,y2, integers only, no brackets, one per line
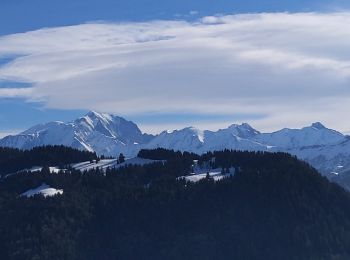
200,15,224,24
0,130,21,138
0,87,33,98
1,12,350,132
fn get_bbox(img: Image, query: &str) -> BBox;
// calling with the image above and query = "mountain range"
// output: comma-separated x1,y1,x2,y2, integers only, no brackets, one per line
1,111,349,182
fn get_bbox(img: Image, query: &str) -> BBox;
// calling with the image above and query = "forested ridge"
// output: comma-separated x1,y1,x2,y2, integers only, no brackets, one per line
0,145,97,176
0,148,350,259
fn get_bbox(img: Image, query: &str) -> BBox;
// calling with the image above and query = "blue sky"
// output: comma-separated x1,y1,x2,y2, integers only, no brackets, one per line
1,0,350,135
0,0,348,35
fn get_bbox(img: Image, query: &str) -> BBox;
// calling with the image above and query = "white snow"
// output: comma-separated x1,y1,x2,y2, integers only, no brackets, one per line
21,183,63,198
254,123,344,149
71,157,161,172
145,124,269,154
6,157,160,178
5,166,64,178
27,166,43,173
179,168,235,182
179,162,236,182
0,111,148,157
21,166,63,173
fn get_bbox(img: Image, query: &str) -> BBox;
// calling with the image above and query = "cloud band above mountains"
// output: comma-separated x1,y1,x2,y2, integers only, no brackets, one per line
1,12,350,132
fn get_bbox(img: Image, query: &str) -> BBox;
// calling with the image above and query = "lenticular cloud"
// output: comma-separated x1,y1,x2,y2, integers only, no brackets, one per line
1,12,350,131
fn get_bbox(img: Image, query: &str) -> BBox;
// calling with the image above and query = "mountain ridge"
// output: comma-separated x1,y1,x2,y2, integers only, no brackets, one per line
0,111,349,179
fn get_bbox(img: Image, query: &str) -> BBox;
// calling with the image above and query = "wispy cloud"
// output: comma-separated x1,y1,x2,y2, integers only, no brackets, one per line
0,130,21,138
0,87,33,98
1,12,350,132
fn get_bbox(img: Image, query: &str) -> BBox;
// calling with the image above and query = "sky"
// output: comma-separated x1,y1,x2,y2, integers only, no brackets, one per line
1,0,350,136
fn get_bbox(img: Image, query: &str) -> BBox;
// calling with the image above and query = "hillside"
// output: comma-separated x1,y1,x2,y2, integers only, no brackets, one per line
0,149,350,259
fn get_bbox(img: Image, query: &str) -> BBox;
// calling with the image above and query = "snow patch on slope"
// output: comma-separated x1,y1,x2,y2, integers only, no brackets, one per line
179,168,235,182
178,160,236,182
71,157,162,172
21,183,63,198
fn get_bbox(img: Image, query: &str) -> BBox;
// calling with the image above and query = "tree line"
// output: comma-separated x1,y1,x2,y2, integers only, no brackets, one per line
0,145,97,176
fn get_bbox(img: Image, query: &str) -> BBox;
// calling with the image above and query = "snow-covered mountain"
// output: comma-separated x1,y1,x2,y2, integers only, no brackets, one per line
254,122,344,149
1,111,350,179
144,124,268,154
0,111,153,157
